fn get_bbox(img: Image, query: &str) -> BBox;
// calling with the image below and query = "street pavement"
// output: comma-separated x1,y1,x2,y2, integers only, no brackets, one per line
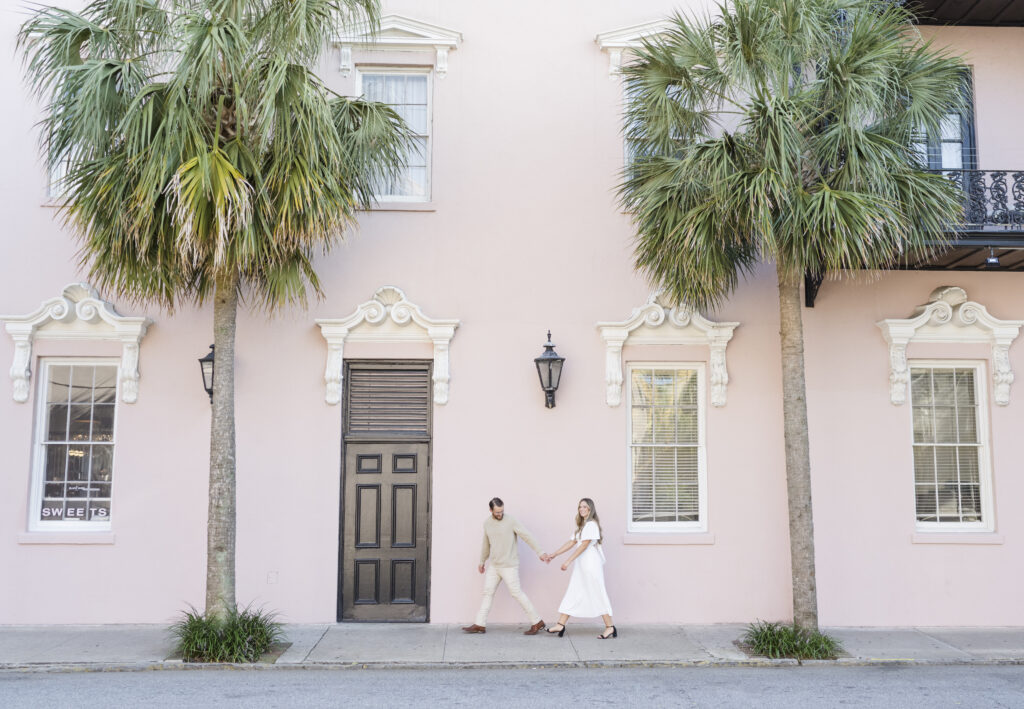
4,665,1024,708
2,623,1024,671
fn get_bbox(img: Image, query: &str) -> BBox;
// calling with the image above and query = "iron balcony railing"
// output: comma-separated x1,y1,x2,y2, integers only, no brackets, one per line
930,169,1024,233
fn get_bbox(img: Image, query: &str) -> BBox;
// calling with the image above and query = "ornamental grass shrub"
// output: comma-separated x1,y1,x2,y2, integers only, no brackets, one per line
743,620,843,660
171,605,283,663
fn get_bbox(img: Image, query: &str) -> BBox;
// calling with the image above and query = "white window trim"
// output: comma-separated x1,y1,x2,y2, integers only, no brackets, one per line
909,359,995,534
335,14,462,79
877,286,1023,407
626,361,709,534
0,283,153,404
28,357,120,533
316,286,459,406
355,68,433,204
595,20,674,78
597,290,738,408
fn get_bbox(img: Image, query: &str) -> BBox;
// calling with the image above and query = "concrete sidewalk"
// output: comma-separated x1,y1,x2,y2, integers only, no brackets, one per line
2,623,1024,671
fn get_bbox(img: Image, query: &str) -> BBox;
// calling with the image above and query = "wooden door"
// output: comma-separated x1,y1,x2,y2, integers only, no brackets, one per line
339,362,431,621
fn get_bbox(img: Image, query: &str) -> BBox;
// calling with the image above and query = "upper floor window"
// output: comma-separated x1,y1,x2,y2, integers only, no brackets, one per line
359,70,431,201
910,362,992,530
911,74,976,170
30,360,118,530
627,363,707,533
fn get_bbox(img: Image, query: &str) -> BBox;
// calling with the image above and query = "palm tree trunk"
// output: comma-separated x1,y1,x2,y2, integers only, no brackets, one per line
776,265,819,630
205,268,239,618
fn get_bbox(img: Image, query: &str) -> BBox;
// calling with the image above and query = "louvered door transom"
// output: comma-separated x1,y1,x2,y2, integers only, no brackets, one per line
339,361,431,622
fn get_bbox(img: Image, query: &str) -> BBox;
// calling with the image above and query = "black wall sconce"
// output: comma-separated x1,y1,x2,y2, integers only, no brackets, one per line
534,331,565,408
198,344,215,403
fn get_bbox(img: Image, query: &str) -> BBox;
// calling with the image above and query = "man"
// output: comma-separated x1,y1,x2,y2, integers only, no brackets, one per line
462,497,549,635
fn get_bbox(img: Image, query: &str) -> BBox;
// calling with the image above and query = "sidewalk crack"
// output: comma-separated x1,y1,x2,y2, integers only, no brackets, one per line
442,623,450,663
301,626,330,663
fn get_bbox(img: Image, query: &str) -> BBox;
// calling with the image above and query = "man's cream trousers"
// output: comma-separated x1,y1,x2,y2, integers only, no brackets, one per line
475,565,541,626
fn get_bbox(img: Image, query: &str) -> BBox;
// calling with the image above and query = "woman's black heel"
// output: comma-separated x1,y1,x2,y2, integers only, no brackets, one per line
546,623,566,637
598,625,617,639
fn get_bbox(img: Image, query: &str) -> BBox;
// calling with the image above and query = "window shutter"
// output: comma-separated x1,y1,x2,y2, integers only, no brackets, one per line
345,365,431,437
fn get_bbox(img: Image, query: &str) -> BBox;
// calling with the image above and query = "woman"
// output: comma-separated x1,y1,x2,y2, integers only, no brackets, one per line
543,498,616,639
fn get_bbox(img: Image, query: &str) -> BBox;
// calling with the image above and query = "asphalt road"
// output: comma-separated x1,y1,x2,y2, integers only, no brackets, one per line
2,665,1023,708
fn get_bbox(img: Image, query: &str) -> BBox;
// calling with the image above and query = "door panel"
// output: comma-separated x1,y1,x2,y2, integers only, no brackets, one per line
341,440,430,621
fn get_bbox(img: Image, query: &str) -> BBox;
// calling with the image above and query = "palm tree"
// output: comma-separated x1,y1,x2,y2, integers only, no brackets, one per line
621,0,967,630
19,0,411,618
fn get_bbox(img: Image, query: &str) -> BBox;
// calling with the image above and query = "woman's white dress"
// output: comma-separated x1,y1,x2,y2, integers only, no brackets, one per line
557,520,613,617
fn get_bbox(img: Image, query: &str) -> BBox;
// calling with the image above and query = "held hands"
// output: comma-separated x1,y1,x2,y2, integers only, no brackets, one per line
540,552,552,563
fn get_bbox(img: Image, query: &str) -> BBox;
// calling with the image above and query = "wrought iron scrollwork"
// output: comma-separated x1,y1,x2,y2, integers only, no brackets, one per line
930,170,1024,231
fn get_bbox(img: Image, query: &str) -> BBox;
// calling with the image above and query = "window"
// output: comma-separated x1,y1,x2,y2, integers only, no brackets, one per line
627,364,707,532
359,71,431,201
30,361,118,530
910,363,992,530
911,74,976,170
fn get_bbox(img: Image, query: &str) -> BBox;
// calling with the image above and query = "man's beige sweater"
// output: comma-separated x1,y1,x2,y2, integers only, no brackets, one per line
479,514,542,567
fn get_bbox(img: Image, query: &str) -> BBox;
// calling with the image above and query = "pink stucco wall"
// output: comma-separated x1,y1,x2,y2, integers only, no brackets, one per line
1,3,1022,626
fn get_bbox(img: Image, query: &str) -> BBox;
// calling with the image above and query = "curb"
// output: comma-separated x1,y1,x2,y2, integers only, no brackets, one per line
2,657,1023,674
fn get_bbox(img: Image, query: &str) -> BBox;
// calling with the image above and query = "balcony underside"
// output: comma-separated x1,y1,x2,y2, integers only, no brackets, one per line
901,239,1024,270
916,0,1024,25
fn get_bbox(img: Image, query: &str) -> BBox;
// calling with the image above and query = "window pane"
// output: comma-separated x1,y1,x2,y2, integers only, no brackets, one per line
406,74,427,103
955,369,975,406
933,406,956,442
363,75,385,101
47,404,69,441
90,445,114,482
92,404,115,442
912,406,934,443
676,409,698,445
631,371,652,406
675,370,697,406
913,446,935,484
403,105,428,135
45,445,67,481
385,75,405,104
70,366,94,403
94,367,117,403
957,447,979,485
653,372,673,406
932,371,955,405
653,408,675,443
631,407,652,444
68,404,93,441
47,366,71,403
941,143,963,169
956,406,977,444
910,369,932,405
940,114,962,140
66,446,89,481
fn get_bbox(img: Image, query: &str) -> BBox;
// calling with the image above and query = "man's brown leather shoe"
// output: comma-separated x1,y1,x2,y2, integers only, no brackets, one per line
524,620,546,635
462,624,486,634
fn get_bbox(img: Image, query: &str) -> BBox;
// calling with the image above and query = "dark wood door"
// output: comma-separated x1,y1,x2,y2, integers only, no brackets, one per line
339,362,431,622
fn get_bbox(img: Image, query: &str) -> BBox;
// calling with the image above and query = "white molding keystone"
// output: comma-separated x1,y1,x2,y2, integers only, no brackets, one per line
595,19,674,78
877,286,1024,406
316,286,460,406
0,283,153,404
597,291,739,407
335,14,463,78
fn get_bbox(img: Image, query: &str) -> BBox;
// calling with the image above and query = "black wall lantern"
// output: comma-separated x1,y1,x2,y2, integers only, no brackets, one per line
198,344,215,403
534,331,565,408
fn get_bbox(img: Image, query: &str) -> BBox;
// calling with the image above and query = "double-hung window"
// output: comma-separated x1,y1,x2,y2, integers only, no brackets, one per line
911,74,977,171
627,364,707,532
910,362,992,530
359,70,431,201
30,360,118,530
